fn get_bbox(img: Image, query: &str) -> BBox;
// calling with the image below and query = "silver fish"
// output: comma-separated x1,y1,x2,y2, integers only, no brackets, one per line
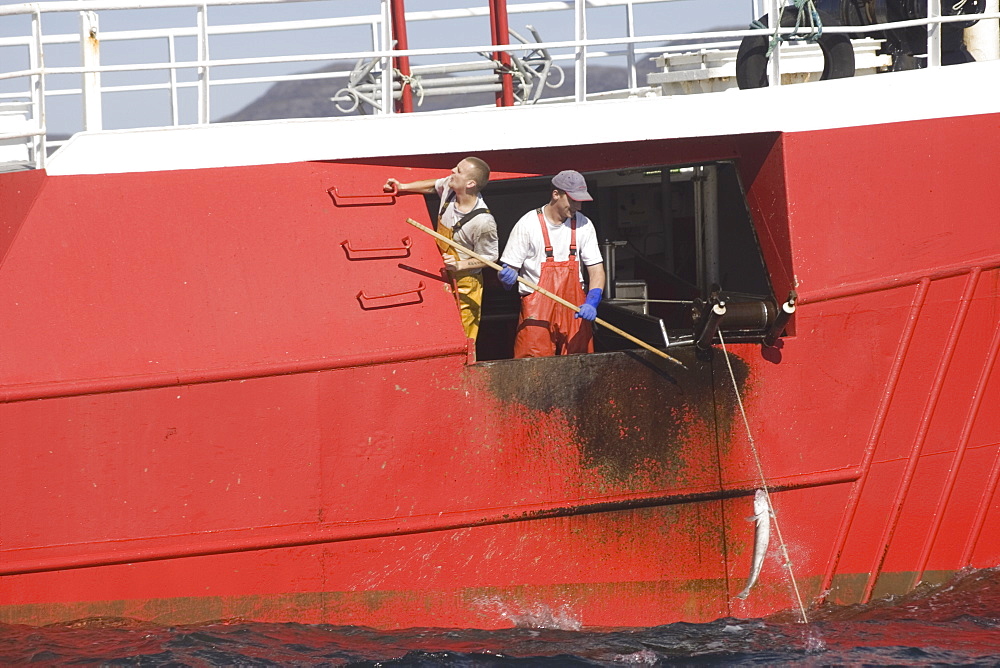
736,489,771,599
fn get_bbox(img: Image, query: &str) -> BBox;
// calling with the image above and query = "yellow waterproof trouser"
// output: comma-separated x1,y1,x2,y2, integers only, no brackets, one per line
454,271,483,340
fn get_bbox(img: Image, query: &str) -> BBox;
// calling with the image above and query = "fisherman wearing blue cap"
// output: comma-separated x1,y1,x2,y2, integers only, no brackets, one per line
499,170,605,358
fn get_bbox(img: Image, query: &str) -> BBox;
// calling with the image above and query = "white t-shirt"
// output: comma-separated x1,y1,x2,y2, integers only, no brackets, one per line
500,208,604,296
435,178,499,273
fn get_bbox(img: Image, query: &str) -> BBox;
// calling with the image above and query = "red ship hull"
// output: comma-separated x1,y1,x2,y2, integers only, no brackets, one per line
2,107,1000,629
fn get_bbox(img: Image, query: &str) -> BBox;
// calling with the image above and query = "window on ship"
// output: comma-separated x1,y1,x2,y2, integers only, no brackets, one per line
473,161,775,362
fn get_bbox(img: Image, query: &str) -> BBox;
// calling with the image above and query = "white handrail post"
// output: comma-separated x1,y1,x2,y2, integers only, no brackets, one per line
370,19,381,62
381,0,394,115
927,0,942,67
80,10,103,131
625,0,636,90
769,0,781,86
31,8,46,169
197,3,211,124
168,35,180,126
575,0,587,102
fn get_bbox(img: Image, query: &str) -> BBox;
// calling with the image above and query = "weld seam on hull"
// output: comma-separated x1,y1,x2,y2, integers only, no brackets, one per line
0,468,859,576
959,321,1000,564
862,268,981,602
963,441,1000,565
798,256,999,304
915,312,1000,580
819,278,929,597
0,342,469,404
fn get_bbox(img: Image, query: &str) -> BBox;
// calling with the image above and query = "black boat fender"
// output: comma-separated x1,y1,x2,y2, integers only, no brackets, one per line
736,6,855,89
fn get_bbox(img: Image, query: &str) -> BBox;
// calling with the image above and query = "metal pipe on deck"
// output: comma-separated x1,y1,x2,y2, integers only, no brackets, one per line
489,0,515,106
79,10,102,131
695,300,726,350
389,0,414,112
351,73,507,90
337,81,509,100
694,165,719,294
763,293,796,347
408,60,503,76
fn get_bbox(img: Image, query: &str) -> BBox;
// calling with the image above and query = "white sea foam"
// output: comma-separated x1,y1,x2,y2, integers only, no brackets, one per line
472,596,582,630
612,649,659,664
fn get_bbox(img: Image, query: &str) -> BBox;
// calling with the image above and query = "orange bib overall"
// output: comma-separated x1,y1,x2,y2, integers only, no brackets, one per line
513,209,594,358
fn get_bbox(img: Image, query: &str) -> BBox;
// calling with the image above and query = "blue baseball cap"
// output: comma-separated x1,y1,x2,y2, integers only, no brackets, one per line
551,170,592,201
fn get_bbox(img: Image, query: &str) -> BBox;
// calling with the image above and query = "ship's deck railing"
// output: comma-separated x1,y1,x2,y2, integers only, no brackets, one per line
0,0,998,171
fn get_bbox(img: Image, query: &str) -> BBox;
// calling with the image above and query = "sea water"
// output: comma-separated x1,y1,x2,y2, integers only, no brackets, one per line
3,567,1000,666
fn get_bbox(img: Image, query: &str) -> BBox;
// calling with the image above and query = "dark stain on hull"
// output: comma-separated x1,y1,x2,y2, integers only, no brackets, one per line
477,348,750,485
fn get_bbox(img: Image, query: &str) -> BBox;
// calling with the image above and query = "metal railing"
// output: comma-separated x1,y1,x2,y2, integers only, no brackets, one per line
0,0,997,170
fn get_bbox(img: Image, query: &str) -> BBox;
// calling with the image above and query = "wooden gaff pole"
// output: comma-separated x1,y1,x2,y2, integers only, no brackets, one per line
404,217,684,367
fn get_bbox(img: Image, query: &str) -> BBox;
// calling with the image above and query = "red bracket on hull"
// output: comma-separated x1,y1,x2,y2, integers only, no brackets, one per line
356,281,426,309
328,184,398,206
341,237,412,260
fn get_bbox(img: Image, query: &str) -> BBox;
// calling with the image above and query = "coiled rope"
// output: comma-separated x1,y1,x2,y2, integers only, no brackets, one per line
718,330,810,624
396,72,426,107
752,0,824,58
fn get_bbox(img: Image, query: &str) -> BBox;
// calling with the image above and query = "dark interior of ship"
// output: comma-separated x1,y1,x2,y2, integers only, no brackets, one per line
415,161,777,362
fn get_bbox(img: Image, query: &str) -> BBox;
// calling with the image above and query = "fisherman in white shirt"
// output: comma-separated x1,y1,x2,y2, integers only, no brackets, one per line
498,170,605,357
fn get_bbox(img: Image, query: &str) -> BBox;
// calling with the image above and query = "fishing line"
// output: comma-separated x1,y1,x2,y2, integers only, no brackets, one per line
718,331,810,625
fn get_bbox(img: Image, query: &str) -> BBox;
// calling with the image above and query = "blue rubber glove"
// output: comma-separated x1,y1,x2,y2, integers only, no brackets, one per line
498,264,518,290
576,288,602,321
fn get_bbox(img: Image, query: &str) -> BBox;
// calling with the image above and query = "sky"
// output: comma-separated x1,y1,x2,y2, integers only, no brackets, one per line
0,0,754,135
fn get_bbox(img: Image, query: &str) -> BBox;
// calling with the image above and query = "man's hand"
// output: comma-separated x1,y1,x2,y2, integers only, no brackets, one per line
442,254,459,272
576,288,603,321
383,178,400,193
498,264,518,290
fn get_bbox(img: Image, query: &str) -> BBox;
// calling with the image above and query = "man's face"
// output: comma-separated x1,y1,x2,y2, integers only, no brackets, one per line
449,160,476,194
551,189,583,222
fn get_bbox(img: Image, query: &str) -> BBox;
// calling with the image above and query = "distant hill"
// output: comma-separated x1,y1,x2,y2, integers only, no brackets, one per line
219,57,661,123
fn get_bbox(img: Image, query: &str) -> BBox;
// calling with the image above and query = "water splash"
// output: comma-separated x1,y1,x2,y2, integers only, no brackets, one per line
472,596,583,630
803,627,826,653
611,648,659,664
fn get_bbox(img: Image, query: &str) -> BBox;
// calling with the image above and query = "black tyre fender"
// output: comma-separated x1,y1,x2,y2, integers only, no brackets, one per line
736,6,855,90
